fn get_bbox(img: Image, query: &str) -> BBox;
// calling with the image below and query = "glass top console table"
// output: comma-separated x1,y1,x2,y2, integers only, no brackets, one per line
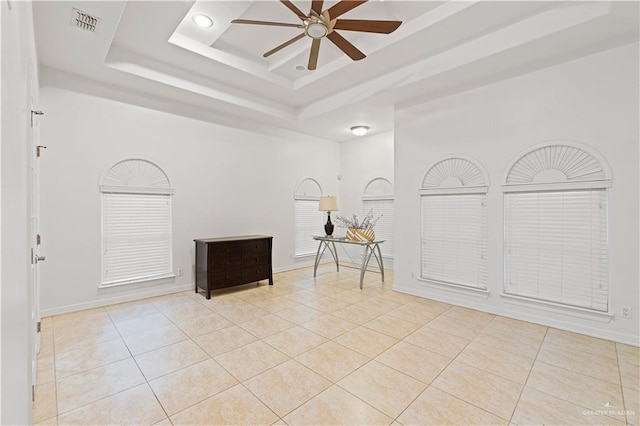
312,236,385,289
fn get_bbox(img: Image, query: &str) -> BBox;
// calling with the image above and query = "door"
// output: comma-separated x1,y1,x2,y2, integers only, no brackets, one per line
29,97,44,387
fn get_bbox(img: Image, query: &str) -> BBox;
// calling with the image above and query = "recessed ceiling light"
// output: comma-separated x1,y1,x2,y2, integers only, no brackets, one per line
295,65,306,71
192,14,213,28
350,126,369,136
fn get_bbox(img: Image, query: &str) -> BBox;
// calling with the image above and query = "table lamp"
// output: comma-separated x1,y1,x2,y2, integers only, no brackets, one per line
318,196,338,236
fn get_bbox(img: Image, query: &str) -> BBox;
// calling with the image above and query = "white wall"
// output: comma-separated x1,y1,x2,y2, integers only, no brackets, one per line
1,1,38,423
338,132,394,265
38,87,340,314
394,42,639,345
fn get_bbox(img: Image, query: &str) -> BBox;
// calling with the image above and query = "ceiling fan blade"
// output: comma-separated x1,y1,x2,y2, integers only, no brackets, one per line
327,0,367,19
308,38,321,70
231,19,303,28
280,0,307,19
311,0,324,16
333,19,401,34
263,33,306,57
326,31,365,61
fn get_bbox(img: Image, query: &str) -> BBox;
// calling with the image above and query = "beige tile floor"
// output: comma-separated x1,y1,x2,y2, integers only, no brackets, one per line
33,265,639,425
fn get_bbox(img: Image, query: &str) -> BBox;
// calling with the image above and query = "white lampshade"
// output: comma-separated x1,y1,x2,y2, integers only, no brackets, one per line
318,196,338,212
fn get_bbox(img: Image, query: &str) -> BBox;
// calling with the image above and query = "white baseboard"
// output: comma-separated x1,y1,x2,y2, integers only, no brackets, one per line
41,283,194,317
393,283,640,347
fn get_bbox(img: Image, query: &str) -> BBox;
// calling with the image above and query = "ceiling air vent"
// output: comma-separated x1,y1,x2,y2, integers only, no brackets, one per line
71,8,101,33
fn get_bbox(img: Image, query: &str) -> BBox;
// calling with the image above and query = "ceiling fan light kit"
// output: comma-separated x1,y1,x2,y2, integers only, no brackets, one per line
305,21,327,39
230,0,401,70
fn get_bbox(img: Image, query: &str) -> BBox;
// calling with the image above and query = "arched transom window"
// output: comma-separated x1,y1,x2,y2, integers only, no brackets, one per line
420,156,489,290
99,158,174,287
503,142,611,312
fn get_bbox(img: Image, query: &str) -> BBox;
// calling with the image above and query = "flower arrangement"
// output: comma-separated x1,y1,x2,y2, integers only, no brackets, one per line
334,209,382,242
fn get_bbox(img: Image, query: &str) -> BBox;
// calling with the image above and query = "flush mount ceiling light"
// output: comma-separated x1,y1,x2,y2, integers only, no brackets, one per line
350,126,370,136
192,14,213,28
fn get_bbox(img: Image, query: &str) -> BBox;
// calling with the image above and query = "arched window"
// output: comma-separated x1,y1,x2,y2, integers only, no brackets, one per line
503,142,611,312
99,158,174,287
419,156,489,290
294,178,323,257
362,178,394,258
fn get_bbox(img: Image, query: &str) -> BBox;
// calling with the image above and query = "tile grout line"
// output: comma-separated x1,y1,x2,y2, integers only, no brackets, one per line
506,325,549,424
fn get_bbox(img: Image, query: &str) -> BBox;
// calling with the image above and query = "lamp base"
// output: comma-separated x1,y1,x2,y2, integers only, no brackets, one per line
324,223,334,236
325,212,334,236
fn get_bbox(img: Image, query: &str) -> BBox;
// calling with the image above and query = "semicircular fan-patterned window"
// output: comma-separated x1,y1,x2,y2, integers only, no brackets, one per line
100,158,172,193
294,177,322,198
419,156,488,291
422,157,488,190
505,144,608,185
99,158,173,287
503,143,610,313
294,177,324,257
363,177,394,198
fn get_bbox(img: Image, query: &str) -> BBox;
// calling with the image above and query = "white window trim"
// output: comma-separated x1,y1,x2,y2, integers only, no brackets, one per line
99,157,174,288
362,177,395,260
502,141,612,314
417,276,491,298
499,292,614,323
419,155,490,292
294,177,324,258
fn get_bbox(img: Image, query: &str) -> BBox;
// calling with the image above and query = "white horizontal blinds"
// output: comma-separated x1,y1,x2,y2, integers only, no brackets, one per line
362,199,394,257
99,158,173,287
504,189,608,311
503,142,611,312
294,199,323,256
421,194,488,289
294,177,323,257
420,157,489,290
102,193,172,285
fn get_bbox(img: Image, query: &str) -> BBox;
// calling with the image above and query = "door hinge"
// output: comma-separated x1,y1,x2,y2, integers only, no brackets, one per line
36,145,47,158
32,385,35,402
31,248,34,265
37,234,41,245
37,321,41,333
30,110,44,128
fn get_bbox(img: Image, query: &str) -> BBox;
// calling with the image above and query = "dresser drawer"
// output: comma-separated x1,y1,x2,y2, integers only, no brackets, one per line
211,269,243,286
210,256,242,270
242,266,269,282
243,239,269,255
243,254,270,267
210,243,242,257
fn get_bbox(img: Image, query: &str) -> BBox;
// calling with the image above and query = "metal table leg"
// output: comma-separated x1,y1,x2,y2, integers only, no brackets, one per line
374,242,385,282
314,240,340,278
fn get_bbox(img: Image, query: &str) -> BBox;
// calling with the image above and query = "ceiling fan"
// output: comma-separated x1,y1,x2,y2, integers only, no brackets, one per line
230,0,402,70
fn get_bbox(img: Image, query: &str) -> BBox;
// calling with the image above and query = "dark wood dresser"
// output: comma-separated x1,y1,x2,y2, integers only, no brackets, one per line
194,235,273,299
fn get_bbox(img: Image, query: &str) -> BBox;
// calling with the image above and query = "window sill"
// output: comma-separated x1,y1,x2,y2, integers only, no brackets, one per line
499,293,614,323
417,277,490,298
293,253,316,260
99,272,176,289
